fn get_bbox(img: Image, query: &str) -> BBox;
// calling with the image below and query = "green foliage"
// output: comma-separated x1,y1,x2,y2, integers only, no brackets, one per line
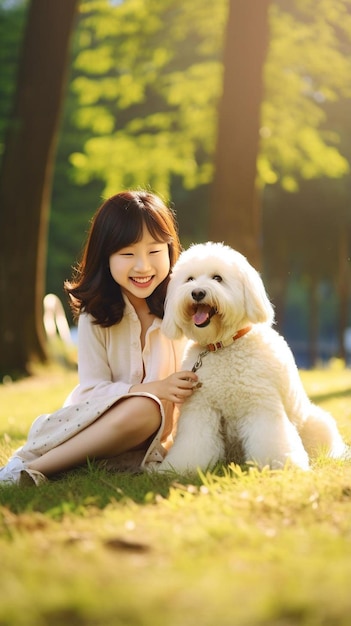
259,0,351,190
63,0,351,199
68,0,226,198
2,0,351,215
0,367,351,626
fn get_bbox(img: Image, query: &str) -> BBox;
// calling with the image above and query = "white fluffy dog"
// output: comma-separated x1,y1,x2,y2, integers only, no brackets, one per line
157,242,346,473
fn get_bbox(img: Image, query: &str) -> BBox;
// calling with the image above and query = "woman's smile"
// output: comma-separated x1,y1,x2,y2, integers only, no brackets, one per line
130,275,155,288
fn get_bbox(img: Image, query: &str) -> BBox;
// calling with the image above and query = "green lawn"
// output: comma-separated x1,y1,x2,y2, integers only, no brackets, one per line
1,364,351,626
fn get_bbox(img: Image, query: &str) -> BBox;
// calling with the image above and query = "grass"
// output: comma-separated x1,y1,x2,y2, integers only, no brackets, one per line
1,364,351,626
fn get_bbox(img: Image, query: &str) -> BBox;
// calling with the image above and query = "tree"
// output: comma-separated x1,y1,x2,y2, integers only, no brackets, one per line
0,0,27,158
259,0,351,192
0,0,79,378
209,0,270,268
61,0,350,260
67,0,226,198
261,0,351,361
2,0,348,371
45,0,228,299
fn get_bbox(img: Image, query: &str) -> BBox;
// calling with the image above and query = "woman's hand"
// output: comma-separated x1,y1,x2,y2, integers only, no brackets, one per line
129,371,199,403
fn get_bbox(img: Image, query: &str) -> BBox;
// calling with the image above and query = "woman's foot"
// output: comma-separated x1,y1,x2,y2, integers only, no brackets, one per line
0,457,47,486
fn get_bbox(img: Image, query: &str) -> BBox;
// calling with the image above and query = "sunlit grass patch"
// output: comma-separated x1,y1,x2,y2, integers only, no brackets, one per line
0,365,351,625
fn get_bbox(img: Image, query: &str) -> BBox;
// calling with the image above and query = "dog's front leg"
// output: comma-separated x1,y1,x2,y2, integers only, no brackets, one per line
156,399,225,475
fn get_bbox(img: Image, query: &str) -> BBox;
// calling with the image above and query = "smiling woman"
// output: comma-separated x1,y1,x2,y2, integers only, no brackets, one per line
109,224,170,306
65,190,181,326
0,190,198,486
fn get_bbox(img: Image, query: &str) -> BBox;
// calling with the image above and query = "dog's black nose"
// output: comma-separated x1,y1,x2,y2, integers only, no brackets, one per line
191,288,206,302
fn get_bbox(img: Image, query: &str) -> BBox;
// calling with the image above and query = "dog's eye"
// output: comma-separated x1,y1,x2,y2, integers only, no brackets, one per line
186,276,194,282
212,275,222,282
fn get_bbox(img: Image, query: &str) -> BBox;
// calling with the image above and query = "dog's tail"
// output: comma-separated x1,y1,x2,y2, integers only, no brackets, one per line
299,405,347,459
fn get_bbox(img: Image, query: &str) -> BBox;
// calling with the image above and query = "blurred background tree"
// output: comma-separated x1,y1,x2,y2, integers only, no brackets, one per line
0,0,79,377
0,0,350,377
209,0,270,269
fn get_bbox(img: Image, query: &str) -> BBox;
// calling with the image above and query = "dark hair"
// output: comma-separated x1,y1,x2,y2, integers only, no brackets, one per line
65,190,181,326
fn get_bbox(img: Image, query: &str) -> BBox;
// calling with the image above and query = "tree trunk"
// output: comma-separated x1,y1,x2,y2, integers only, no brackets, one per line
336,226,350,361
0,0,78,379
209,0,270,269
308,277,319,368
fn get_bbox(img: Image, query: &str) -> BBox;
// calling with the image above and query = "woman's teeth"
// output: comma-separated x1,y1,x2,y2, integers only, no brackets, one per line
131,276,153,284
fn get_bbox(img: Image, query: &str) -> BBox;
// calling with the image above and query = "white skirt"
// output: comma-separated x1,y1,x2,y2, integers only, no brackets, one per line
10,392,167,472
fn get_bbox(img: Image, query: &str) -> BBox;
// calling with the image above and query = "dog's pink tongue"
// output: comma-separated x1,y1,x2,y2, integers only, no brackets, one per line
193,304,211,325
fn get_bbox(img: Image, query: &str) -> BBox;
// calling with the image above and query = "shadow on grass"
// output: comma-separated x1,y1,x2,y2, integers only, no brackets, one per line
0,464,210,517
309,386,351,404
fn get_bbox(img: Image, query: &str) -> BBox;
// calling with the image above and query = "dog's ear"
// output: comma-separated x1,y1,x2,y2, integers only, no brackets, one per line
161,286,185,340
242,262,274,324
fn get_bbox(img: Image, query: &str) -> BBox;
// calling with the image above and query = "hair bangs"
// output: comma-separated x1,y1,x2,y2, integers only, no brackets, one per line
108,200,144,255
142,209,173,245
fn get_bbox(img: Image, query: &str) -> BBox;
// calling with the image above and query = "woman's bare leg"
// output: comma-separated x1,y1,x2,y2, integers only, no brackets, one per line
27,396,161,476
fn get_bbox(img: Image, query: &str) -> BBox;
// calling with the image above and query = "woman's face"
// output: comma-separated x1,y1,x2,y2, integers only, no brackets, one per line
109,223,170,302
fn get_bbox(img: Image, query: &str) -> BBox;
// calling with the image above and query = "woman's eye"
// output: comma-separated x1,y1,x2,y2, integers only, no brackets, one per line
150,250,161,254
213,275,222,282
186,276,194,282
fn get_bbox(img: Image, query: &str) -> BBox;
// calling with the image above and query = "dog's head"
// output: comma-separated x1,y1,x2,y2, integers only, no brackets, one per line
162,242,274,345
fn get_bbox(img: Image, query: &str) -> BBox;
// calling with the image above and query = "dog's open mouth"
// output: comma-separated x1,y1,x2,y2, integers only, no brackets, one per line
192,304,217,328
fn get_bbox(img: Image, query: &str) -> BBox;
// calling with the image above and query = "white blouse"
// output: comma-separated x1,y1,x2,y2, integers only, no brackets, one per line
64,298,187,440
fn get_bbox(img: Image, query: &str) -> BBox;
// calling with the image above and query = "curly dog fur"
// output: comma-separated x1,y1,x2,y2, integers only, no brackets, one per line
155,242,346,473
